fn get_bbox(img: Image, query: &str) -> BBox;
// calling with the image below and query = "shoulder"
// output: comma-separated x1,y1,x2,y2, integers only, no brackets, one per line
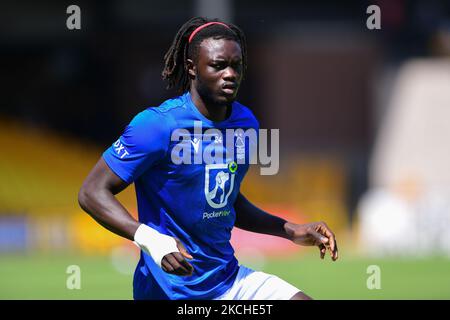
123,105,173,150
151,94,189,117
128,108,169,135
130,94,189,131
232,101,260,130
141,94,191,128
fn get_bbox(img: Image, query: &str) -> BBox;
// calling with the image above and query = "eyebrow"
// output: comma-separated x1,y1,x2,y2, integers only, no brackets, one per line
210,57,242,63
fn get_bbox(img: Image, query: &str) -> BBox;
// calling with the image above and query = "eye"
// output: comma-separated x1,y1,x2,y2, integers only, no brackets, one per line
212,62,226,70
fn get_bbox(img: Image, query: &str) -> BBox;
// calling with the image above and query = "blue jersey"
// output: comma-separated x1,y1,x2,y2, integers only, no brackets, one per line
102,92,259,299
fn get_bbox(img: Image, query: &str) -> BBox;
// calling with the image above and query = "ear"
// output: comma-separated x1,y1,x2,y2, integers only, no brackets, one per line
186,58,196,79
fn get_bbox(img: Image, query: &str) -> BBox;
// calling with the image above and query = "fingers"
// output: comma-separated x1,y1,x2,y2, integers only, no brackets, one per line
161,253,194,276
333,243,339,261
319,244,326,260
161,238,195,276
309,229,329,246
164,254,187,275
317,222,339,261
161,259,173,273
173,252,194,274
176,239,194,260
178,245,194,260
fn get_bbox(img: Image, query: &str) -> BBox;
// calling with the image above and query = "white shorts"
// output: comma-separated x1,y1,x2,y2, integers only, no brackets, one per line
214,265,301,300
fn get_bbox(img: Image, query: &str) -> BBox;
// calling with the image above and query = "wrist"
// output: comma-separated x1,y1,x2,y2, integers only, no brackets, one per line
283,221,298,241
133,224,179,267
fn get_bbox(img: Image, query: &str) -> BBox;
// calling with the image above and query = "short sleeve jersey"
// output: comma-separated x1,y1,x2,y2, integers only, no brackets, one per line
103,92,259,299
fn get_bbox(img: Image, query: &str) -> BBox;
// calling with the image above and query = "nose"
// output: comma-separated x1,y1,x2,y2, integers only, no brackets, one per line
223,66,238,81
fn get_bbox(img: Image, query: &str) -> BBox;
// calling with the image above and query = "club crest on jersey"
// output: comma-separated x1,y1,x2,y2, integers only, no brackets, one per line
205,163,235,209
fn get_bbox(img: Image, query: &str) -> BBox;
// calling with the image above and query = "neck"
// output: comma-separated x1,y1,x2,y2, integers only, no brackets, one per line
189,87,230,122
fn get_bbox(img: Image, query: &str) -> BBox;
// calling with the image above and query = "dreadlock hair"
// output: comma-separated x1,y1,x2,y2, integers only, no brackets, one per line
162,17,247,93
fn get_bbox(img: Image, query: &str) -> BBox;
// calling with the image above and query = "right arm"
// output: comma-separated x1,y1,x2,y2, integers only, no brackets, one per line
77,157,139,240
78,157,193,276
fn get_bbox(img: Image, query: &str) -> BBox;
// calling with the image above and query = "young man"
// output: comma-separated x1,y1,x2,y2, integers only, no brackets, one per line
78,17,338,300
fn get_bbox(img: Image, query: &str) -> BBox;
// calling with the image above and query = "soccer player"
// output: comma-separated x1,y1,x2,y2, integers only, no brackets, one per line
78,17,338,300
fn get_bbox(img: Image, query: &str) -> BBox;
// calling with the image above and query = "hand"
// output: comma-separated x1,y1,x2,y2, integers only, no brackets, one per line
285,221,339,261
161,238,194,276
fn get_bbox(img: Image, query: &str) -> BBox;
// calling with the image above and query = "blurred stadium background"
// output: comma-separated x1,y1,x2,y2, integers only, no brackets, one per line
1,0,450,299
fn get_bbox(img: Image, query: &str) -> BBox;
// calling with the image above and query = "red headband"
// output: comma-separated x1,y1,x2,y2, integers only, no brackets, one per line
188,22,231,43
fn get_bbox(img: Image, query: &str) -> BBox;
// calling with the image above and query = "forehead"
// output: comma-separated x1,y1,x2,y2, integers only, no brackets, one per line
197,38,242,61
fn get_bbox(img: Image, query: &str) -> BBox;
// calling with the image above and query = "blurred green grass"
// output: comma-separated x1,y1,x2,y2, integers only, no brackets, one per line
1,252,449,299
262,254,450,299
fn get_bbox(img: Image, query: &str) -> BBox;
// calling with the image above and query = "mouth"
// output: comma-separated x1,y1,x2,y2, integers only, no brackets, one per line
221,83,237,95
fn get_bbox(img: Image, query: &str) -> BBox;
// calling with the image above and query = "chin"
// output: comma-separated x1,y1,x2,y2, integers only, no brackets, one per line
217,94,237,105
223,96,236,104
203,91,236,107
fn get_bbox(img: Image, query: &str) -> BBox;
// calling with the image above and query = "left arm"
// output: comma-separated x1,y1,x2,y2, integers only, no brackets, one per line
234,192,338,261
